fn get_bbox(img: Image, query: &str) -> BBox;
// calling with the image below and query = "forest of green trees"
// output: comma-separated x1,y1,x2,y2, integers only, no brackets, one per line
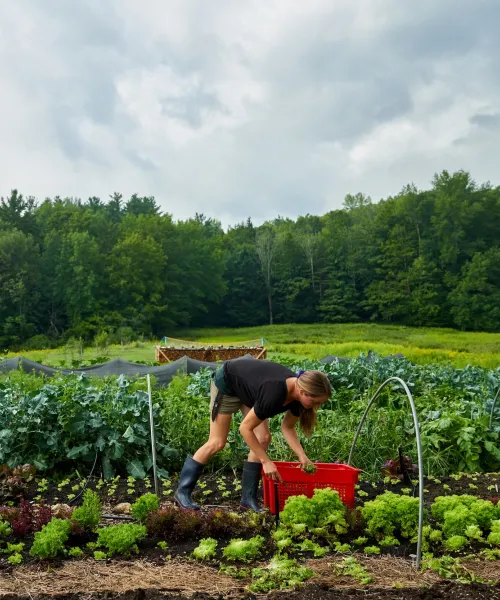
1,169,500,350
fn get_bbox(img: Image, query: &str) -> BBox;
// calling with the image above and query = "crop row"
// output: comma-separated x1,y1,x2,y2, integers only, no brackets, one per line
3,484,500,589
1,354,499,478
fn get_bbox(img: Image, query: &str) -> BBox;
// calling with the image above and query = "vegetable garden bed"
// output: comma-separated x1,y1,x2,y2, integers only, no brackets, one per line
3,468,500,597
2,354,500,597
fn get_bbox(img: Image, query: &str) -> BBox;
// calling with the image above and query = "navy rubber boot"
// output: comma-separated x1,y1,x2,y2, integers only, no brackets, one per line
174,456,204,510
240,461,264,512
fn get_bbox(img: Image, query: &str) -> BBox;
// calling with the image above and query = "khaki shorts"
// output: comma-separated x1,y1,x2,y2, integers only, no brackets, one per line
209,379,243,415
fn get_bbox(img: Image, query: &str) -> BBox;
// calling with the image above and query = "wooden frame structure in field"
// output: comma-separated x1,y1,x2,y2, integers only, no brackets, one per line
155,336,267,363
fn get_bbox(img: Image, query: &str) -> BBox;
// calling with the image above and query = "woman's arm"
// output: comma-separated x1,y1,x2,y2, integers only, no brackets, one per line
239,409,282,481
281,411,313,469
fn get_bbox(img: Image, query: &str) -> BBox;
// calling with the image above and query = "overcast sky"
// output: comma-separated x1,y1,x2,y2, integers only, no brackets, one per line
1,1,499,227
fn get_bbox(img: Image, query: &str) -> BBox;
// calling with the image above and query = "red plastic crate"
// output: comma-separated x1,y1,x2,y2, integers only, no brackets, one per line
262,461,361,514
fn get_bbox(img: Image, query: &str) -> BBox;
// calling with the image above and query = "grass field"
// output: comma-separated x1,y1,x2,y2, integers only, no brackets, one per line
4,323,500,368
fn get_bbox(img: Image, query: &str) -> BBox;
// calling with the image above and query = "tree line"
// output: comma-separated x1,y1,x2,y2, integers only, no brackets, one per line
1,169,500,350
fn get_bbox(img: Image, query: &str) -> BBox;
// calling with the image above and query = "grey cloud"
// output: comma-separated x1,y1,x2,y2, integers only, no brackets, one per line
470,114,500,128
161,88,229,129
1,0,500,226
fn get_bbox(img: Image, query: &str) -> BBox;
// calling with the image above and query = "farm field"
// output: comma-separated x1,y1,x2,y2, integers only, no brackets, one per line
4,322,500,369
1,330,500,598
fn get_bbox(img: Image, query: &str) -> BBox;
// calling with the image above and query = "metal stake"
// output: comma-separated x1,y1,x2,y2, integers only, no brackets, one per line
147,374,159,497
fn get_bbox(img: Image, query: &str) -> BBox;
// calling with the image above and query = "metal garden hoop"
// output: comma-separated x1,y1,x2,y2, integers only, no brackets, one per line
347,377,424,569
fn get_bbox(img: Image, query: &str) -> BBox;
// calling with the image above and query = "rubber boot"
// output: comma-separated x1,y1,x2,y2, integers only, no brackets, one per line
240,461,264,512
174,456,204,510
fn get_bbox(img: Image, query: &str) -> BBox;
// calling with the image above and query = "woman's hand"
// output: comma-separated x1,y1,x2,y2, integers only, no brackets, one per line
299,456,314,471
262,459,283,482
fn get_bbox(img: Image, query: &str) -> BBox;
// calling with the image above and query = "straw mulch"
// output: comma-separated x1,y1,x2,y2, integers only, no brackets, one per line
304,555,441,589
0,558,241,597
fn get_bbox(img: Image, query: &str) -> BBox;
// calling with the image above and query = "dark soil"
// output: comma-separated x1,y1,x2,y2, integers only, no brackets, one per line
15,469,500,513
3,470,500,569
2,581,500,600
19,470,245,509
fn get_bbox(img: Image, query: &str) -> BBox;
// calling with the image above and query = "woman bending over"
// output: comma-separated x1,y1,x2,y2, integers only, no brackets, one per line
174,358,332,511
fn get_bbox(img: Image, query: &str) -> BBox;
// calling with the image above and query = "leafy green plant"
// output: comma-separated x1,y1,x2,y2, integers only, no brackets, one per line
279,488,347,539
0,374,174,477
68,547,84,557
193,538,218,560
361,491,421,540
8,553,22,564
0,517,12,539
444,535,468,551
30,518,72,559
96,524,147,557
431,495,497,540
72,489,102,531
487,520,500,545
298,539,328,557
334,556,372,585
423,556,477,583
130,493,160,523
223,535,265,562
249,555,315,592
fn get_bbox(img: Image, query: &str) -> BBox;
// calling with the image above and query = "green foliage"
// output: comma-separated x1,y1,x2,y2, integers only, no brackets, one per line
68,547,84,558
361,492,421,540
1,542,24,554
431,495,497,539
0,518,12,539
8,553,22,564
378,536,400,547
2,345,500,477
280,489,347,536
96,523,147,557
0,373,175,474
30,518,72,559
423,556,477,583
2,169,500,352
223,535,265,562
72,490,102,531
249,555,315,592
487,520,500,546
334,556,372,585
298,539,329,557
130,493,160,523
192,538,218,560
444,535,468,551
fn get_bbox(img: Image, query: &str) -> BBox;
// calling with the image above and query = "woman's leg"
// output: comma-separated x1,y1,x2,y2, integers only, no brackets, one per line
239,406,271,511
174,381,235,510
192,412,233,464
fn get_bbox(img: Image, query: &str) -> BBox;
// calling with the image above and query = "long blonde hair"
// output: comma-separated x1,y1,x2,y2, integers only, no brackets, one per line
296,370,332,437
